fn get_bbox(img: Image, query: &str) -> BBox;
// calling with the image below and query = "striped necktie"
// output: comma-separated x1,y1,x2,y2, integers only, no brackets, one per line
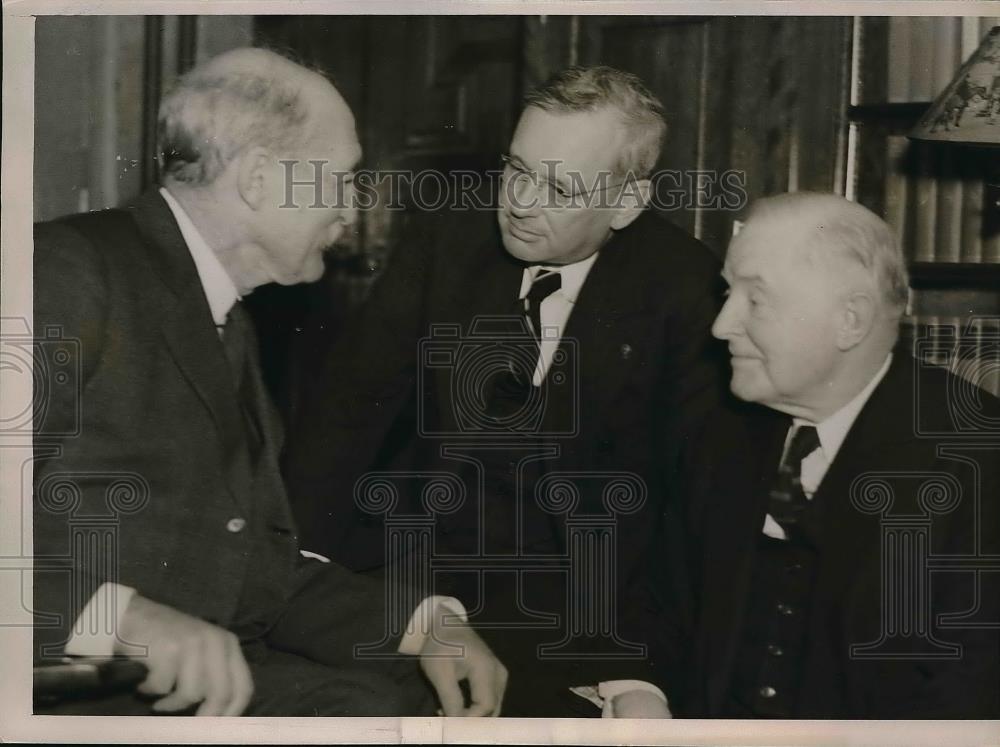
524,270,562,346
767,424,820,538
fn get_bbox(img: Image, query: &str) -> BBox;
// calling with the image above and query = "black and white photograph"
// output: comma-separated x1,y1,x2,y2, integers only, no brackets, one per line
2,2,999,743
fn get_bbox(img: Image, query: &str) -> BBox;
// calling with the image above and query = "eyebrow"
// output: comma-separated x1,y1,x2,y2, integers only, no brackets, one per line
505,153,529,170
721,268,767,287
506,153,570,189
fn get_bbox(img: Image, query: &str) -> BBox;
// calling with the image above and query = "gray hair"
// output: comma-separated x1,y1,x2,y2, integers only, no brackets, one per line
157,48,321,186
524,66,667,179
748,192,910,314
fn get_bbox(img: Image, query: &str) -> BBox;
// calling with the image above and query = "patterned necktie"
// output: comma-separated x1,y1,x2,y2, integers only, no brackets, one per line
767,424,821,536
524,270,562,346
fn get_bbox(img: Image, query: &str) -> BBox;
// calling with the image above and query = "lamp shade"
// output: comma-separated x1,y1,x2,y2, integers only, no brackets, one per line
911,27,1000,144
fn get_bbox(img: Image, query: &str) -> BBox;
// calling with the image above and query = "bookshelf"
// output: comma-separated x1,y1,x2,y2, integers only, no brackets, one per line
850,17,1000,398
909,261,1000,287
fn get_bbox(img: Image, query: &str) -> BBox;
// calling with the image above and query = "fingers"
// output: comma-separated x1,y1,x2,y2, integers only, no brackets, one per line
137,645,178,696
153,635,204,713
194,631,233,716
223,634,254,716
422,657,465,716
119,595,253,717
492,662,509,717
462,646,498,717
151,629,249,715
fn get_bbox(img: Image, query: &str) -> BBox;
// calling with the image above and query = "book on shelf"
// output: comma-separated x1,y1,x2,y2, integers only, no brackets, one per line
913,142,938,263
959,155,983,263
985,200,1000,263
935,147,963,263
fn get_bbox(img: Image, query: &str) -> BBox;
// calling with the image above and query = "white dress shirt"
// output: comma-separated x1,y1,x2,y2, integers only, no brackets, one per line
762,353,894,540
518,252,600,385
159,187,240,328
67,188,462,657
519,251,668,713
599,353,895,715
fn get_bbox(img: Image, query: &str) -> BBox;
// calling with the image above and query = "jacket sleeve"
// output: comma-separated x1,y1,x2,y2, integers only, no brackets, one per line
864,441,1000,718
32,220,111,662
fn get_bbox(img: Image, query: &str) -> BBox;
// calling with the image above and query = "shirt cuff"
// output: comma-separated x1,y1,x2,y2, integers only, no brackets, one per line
597,680,669,718
64,582,136,657
299,549,332,563
396,595,468,655
762,513,788,540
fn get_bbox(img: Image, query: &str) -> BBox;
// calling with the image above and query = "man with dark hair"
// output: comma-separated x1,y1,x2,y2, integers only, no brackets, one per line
613,192,1000,718
33,47,506,717
284,65,725,716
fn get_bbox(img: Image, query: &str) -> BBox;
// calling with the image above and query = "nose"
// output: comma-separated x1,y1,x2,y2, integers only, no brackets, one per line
711,294,741,341
502,172,541,216
327,206,356,246
340,201,358,227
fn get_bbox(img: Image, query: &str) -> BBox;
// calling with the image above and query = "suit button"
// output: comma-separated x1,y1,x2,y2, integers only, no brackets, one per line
776,602,794,616
767,644,784,657
226,517,246,533
759,686,777,699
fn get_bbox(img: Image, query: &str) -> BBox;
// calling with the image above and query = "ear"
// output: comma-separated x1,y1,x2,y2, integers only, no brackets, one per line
235,146,273,210
837,290,876,351
609,176,652,231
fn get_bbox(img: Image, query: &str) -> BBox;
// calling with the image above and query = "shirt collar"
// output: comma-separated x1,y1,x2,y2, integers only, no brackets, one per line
159,186,240,326
794,353,893,463
518,251,600,304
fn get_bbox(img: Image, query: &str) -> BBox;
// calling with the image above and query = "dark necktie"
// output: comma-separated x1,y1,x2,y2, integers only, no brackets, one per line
524,270,562,346
221,302,250,389
767,424,820,537
487,273,561,421
220,302,263,456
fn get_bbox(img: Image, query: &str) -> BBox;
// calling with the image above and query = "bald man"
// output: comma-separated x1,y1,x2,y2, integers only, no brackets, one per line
33,48,505,717
610,192,999,718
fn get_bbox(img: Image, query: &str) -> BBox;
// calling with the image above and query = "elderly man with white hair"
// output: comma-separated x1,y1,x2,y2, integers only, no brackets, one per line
33,47,506,717
609,192,999,719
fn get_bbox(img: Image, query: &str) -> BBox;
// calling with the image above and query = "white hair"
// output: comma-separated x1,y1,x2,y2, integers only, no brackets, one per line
524,66,667,179
748,192,910,314
157,48,323,186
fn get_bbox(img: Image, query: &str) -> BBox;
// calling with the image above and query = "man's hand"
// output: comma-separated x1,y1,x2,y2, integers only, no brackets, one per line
418,603,508,716
610,688,671,718
114,594,254,716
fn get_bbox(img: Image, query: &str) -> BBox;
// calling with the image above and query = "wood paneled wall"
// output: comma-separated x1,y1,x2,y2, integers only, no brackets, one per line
251,15,854,415
257,15,852,259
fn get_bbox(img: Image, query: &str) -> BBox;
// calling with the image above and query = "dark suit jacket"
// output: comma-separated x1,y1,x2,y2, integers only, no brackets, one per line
641,354,1000,718
33,192,396,670
284,208,725,582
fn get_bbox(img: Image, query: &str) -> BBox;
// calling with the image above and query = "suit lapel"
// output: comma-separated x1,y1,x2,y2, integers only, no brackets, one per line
431,232,525,437
701,408,789,713
549,228,651,443
126,192,254,513
801,356,918,630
